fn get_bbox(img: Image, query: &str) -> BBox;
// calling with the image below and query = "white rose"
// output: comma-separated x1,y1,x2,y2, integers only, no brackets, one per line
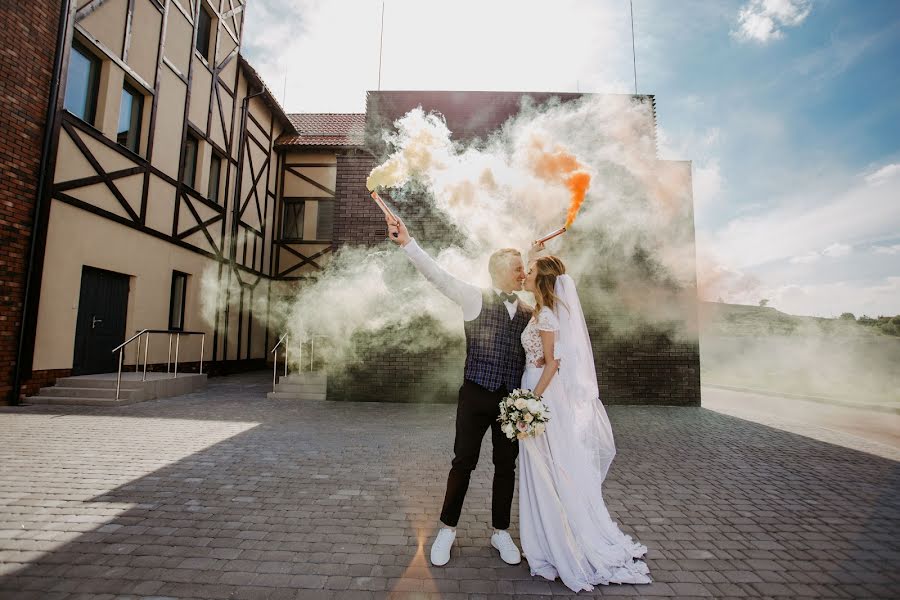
503,423,515,436
524,413,534,423
526,399,541,414
514,398,527,410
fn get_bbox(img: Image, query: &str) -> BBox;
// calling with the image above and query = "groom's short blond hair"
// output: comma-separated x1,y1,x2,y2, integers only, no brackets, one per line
488,248,522,281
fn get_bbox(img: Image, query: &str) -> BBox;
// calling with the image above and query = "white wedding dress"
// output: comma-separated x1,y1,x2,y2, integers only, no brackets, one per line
518,275,651,592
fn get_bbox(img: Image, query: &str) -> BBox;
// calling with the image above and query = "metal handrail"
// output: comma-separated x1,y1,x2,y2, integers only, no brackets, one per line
112,329,206,401
271,334,328,393
271,333,290,392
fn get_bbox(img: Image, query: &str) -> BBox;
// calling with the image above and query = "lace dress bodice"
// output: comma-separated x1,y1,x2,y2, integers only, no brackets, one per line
521,307,560,367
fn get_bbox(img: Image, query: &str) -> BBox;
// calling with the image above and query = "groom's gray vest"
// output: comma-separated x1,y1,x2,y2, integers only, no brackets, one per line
463,290,532,392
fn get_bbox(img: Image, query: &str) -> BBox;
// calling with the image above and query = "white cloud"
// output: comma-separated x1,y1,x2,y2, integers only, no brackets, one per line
865,163,900,186
822,243,852,257
707,166,900,270
692,159,723,208
873,244,900,256
790,251,820,264
732,0,812,44
742,277,900,318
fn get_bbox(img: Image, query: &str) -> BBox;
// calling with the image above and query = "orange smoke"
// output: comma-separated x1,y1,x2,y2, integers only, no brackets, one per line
529,141,592,228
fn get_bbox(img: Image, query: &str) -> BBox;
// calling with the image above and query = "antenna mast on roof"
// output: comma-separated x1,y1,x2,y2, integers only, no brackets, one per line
630,0,638,94
378,1,385,90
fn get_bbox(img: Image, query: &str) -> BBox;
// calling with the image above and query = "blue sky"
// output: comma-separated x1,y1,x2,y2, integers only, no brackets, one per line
242,0,900,317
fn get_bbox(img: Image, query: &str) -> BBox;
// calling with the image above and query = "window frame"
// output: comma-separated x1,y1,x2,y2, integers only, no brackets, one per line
64,40,101,125
280,197,335,243
181,132,199,189
281,198,306,241
168,271,188,331
196,3,215,62
207,151,223,203
116,81,144,154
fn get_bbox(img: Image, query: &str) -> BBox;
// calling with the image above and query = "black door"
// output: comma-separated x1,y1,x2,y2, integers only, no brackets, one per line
72,266,130,375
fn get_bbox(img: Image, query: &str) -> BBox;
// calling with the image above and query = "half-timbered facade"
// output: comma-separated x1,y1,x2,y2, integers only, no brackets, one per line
10,0,296,400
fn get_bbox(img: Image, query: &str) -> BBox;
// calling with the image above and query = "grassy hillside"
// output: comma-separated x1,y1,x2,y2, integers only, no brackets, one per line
699,302,900,407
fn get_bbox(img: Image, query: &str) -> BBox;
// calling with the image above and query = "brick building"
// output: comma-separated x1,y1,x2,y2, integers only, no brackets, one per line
1,1,699,406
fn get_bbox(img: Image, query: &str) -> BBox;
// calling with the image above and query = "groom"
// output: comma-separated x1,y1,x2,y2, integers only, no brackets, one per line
387,215,540,567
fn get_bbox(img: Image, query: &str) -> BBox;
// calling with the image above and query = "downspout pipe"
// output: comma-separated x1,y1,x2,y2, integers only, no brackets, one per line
11,0,73,405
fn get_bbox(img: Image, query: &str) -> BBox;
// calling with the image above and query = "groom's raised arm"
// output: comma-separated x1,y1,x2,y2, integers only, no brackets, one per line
388,216,482,321
402,239,483,321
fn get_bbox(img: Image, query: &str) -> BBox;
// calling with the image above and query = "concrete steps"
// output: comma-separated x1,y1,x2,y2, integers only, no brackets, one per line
26,372,207,406
267,371,327,400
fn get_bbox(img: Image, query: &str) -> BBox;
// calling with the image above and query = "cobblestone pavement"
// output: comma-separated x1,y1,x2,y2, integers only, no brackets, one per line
1,372,898,600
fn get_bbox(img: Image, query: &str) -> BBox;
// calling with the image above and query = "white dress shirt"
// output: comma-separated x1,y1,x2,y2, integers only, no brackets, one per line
402,238,519,321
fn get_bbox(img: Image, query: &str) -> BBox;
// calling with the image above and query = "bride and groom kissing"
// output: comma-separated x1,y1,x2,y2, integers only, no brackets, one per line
386,215,652,593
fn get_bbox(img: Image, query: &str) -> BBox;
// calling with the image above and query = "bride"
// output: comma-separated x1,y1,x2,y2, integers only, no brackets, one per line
518,255,652,592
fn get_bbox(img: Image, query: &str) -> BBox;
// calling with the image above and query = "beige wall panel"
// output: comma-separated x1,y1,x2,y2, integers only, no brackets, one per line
67,182,132,220
250,312,267,358
182,230,218,255
80,0,128,58
232,75,247,141
225,280,240,358
297,166,336,191
209,91,227,149
128,0,162,85
164,7,193,75
34,202,219,370
153,69,186,179
116,173,145,215
248,97,272,133
82,134,137,172
278,247,301,273
283,152,336,165
172,0,193,22
53,129,96,183
297,243,331,256
283,172,332,198
217,25,237,64
241,203,261,231
190,197,221,224
220,58,237,97
189,59,212,131
303,204,318,240
249,139,268,173
247,119,267,147
146,176,176,233
96,63,124,138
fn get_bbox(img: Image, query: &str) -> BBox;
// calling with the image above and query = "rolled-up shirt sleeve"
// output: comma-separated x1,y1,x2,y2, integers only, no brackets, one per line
402,239,483,321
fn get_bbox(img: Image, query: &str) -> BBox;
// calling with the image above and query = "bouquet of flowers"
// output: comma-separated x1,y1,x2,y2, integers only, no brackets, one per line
498,388,551,440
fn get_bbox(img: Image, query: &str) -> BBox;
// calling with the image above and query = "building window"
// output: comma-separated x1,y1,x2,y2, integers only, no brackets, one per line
181,133,199,188
64,41,100,124
208,152,223,203
196,4,214,61
117,82,143,153
282,200,305,239
316,201,334,240
169,271,188,331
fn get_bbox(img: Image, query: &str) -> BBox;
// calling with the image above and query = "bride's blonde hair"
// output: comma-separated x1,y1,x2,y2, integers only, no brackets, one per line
532,256,566,315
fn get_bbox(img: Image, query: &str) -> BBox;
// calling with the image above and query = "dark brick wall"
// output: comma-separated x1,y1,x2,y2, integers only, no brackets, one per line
19,369,71,399
332,152,385,247
0,0,63,405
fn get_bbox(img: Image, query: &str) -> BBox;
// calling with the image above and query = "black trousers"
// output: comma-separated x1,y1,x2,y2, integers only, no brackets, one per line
440,379,519,530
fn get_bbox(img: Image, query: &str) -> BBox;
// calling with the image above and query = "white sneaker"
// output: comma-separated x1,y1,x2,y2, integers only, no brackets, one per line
491,530,521,565
430,527,456,566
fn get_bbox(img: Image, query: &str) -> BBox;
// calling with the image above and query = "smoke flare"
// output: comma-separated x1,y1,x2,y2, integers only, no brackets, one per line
527,139,592,228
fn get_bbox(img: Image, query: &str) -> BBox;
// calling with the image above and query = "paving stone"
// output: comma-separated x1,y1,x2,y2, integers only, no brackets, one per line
0,371,896,599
